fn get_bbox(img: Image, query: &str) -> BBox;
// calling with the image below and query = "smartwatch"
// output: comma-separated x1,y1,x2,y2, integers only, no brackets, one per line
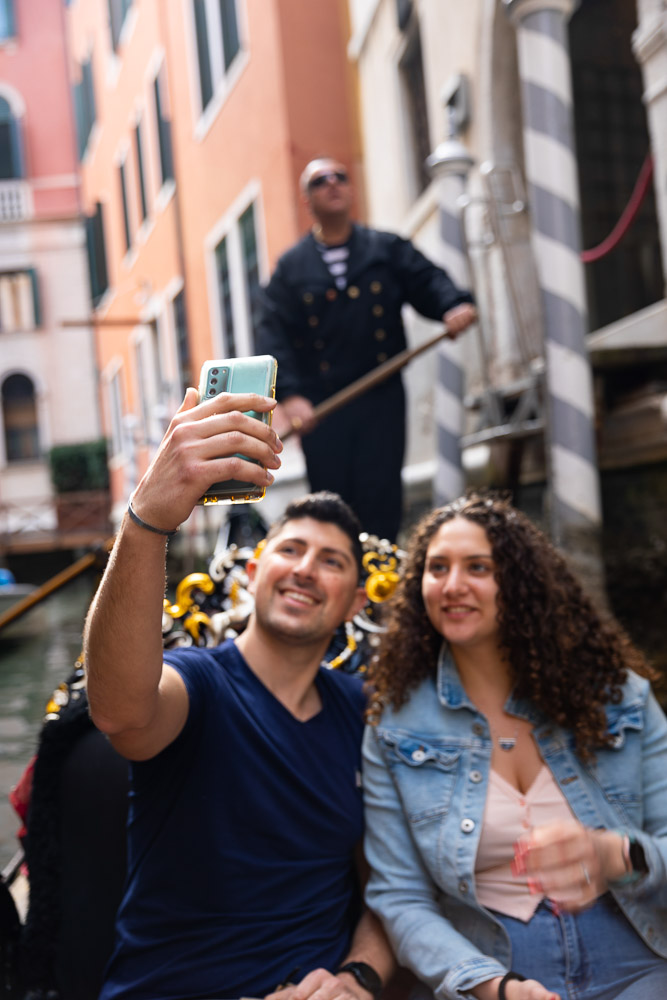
337,961,383,999
611,831,648,886
628,834,647,875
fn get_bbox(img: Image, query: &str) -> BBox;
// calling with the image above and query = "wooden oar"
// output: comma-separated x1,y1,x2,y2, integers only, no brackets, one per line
280,325,453,442
0,538,114,633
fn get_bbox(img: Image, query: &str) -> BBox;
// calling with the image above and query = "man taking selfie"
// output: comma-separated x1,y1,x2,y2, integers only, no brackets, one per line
84,386,394,1000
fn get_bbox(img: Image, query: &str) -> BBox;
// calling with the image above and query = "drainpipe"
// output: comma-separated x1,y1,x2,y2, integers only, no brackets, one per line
426,78,475,505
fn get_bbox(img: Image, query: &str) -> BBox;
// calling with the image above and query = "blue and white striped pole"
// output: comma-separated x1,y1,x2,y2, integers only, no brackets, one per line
426,139,474,505
504,0,602,566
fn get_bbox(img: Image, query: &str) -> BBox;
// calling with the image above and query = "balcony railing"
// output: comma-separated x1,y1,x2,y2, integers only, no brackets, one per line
0,181,33,222
0,491,111,554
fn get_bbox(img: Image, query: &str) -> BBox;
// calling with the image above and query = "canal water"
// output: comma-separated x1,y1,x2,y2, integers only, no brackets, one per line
0,577,95,868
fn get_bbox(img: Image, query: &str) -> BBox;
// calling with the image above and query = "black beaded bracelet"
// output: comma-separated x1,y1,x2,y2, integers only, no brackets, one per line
127,499,179,538
498,972,526,1000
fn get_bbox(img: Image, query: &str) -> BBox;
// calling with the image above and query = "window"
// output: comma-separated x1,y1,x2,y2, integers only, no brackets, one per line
192,0,241,112
239,202,260,344
134,338,150,444
153,70,174,186
118,160,131,252
0,0,15,42
134,120,148,223
85,202,109,307
2,373,39,462
107,369,124,457
212,198,261,355
108,0,132,51
214,235,236,356
173,291,191,397
135,320,167,446
0,269,40,331
399,25,431,197
395,0,412,31
0,96,24,179
220,0,240,71
570,0,663,330
73,56,96,160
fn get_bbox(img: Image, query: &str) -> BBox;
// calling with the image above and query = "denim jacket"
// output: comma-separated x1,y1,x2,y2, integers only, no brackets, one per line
363,647,667,999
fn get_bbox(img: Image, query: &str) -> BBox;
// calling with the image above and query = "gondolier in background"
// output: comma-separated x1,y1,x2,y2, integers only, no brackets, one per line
256,157,477,541
83,386,395,1000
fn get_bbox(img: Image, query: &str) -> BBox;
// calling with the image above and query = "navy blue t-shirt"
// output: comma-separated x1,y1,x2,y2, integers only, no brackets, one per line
100,640,365,1000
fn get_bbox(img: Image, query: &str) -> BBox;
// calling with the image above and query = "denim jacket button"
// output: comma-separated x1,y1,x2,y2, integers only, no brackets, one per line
459,880,469,894
470,770,483,783
411,749,426,762
472,723,485,737
461,818,475,834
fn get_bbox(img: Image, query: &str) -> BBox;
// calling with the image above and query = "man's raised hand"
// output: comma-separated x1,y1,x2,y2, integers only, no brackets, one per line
130,387,282,532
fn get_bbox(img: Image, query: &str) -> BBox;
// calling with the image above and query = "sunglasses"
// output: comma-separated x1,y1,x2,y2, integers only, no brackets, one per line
308,170,349,190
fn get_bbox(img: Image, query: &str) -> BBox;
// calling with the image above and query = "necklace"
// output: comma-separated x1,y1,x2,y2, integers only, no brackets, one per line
491,721,520,752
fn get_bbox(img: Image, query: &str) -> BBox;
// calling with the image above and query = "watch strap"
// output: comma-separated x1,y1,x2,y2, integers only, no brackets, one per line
337,961,383,999
498,971,526,1000
610,830,647,886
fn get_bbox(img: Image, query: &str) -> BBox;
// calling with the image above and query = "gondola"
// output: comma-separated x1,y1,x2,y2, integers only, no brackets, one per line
1,529,405,1000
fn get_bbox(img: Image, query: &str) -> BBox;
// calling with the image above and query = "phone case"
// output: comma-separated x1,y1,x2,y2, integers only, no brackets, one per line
196,355,278,505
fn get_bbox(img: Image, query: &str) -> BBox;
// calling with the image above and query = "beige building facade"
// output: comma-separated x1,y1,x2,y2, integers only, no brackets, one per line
349,0,667,659
349,0,666,500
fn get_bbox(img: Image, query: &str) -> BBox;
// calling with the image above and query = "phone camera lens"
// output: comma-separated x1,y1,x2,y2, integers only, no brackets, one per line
211,368,219,375
210,377,218,385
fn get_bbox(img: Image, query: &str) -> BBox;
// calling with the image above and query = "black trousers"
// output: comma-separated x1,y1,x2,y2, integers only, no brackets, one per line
301,377,405,542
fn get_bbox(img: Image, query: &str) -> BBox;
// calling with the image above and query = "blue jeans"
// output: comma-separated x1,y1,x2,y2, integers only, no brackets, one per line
492,895,667,999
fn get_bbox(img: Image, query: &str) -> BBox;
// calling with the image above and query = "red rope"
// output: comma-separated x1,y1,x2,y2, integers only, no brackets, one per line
581,153,654,264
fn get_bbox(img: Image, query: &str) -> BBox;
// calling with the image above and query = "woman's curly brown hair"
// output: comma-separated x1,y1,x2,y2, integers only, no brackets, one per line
368,493,655,760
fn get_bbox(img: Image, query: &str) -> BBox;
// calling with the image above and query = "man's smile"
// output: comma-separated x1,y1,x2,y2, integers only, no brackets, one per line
279,588,320,607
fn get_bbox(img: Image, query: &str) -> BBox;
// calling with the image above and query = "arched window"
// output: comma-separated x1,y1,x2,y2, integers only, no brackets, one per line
0,95,24,179
2,373,39,461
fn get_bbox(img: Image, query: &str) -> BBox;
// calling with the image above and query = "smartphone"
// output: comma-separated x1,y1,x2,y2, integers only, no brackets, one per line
196,354,278,505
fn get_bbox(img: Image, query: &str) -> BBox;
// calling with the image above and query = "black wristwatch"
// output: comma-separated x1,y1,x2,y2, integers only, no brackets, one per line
628,834,648,875
337,961,383,999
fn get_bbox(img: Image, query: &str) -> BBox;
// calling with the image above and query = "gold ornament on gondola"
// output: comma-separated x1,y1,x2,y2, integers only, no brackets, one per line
163,573,216,618
184,610,213,643
326,620,358,670
362,551,400,604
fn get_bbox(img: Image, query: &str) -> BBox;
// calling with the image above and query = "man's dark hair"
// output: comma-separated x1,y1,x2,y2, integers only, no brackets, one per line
266,491,363,574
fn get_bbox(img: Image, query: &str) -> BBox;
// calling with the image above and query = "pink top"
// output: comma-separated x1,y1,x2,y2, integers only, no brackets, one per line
474,766,576,920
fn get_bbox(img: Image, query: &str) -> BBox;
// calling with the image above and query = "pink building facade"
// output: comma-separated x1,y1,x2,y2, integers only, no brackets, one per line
65,0,361,531
0,0,101,553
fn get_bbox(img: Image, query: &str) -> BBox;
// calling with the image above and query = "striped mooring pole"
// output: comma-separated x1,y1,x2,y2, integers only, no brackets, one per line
504,0,604,585
426,139,474,505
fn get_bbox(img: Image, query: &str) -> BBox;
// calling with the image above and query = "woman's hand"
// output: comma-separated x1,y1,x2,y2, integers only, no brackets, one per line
474,976,560,1000
512,821,627,911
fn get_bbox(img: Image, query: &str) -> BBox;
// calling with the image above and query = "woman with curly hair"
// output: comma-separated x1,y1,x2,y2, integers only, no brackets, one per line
363,493,667,1000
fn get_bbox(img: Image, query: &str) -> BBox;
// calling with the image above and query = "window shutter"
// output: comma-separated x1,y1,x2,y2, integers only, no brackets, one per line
29,268,40,327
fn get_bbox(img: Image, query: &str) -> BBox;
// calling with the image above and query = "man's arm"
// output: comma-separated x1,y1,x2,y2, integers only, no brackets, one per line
263,908,394,1000
336,907,396,997
264,845,395,1000
391,234,475,322
84,388,281,761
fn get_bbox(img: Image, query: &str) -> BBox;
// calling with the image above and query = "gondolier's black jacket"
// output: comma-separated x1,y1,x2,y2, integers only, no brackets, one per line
256,224,474,405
